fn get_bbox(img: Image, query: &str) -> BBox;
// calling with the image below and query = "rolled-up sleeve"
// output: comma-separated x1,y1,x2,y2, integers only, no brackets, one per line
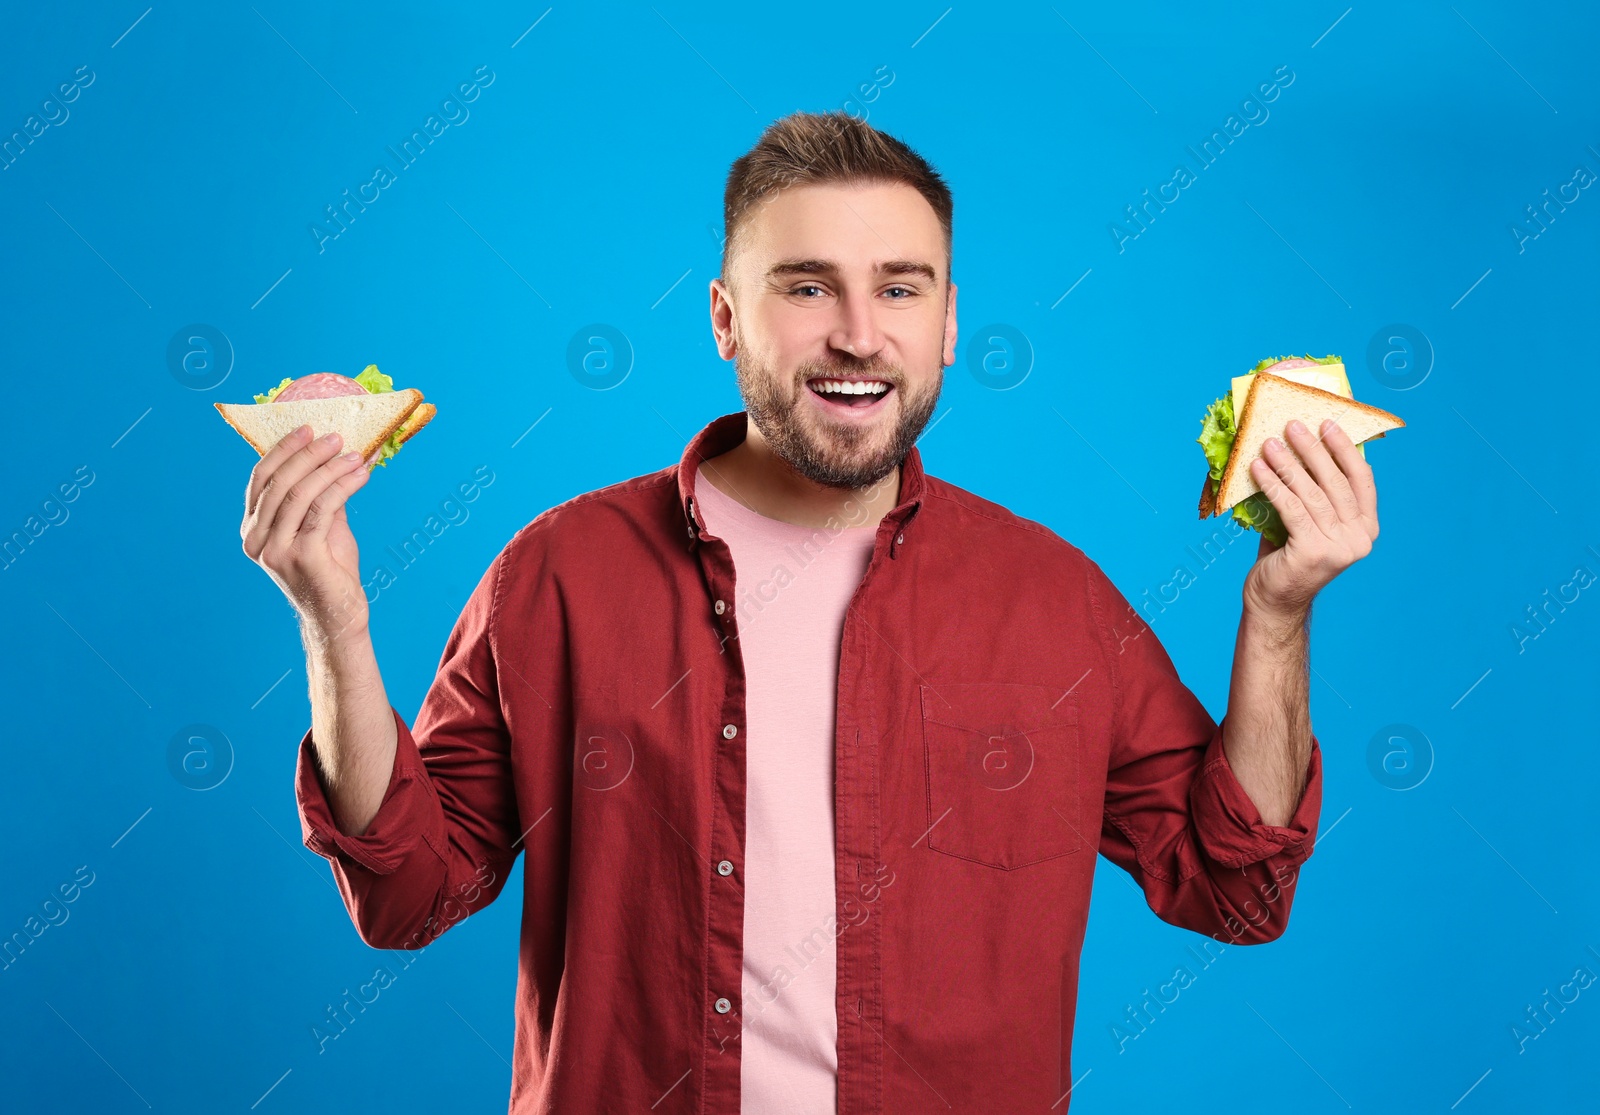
1088,562,1322,945
296,706,437,876
294,547,522,950
1190,717,1320,868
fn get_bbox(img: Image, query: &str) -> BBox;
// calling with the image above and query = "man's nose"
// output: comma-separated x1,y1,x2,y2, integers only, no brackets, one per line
828,289,886,361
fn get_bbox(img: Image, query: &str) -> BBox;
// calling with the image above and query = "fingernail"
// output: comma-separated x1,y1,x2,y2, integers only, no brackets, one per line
1287,420,1305,435
320,432,342,448
294,424,311,439
1322,419,1337,434
1266,437,1283,452
341,451,362,463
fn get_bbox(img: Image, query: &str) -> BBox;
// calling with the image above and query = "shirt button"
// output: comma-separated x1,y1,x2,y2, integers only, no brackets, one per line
897,532,905,544
717,859,734,876
714,599,726,615
722,724,737,739
714,997,732,1014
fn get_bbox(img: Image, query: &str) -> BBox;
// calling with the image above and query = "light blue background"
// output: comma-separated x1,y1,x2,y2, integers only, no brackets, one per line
2,1,1596,1110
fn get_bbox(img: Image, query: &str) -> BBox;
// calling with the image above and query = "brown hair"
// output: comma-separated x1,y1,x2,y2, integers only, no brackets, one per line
721,111,953,286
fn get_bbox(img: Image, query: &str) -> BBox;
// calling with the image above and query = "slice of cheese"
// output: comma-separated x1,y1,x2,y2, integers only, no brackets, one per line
1231,363,1364,458
1231,363,1350,412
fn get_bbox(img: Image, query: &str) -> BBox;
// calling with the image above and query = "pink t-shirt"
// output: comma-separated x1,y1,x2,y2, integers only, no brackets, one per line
694,464,879,1115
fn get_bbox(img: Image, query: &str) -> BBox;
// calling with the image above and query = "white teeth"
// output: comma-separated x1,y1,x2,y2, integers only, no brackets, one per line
812,379,889,396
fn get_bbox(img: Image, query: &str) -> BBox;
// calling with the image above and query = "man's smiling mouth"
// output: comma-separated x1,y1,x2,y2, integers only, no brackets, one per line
805,377,894,410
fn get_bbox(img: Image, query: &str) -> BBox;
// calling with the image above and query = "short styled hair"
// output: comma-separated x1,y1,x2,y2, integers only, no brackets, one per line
720,111,953,285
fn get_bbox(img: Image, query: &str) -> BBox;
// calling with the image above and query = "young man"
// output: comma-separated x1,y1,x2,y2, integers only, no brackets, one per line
243,112,1380,1113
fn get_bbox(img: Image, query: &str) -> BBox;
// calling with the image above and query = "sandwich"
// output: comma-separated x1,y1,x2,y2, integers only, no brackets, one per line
1197,355,1403,545
214,364,435,471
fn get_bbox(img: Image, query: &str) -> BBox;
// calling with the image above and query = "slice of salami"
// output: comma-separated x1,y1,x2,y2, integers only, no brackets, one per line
1260,356,1321,372
273,372,368,401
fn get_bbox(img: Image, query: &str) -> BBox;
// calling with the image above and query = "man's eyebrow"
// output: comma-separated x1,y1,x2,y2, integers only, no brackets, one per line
765,258,938,284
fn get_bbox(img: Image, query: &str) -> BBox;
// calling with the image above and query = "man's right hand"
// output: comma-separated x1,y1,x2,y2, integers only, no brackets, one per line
241,425,372,642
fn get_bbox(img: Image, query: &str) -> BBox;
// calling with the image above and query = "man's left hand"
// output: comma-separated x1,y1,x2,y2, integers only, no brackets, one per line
1243,417,1379,619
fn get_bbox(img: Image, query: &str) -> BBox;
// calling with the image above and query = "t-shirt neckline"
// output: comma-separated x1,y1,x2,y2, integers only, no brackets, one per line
694,463,880,537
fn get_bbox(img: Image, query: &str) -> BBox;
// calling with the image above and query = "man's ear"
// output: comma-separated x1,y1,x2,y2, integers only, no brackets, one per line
710,277,738,360
941,281,958,367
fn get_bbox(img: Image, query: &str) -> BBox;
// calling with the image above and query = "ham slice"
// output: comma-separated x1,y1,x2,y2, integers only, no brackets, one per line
273,372,368,401
1258,356,1320,372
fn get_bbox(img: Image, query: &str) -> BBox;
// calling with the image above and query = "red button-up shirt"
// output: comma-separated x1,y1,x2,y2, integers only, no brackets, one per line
296,410,1322,1113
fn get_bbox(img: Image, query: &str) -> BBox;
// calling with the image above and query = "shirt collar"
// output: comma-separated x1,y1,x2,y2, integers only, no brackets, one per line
676,411,927,547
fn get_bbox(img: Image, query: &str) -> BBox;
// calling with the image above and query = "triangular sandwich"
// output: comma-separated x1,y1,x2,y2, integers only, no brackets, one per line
215,389,424,465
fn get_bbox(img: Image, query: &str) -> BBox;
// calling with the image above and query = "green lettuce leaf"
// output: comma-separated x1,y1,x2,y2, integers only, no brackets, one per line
253,376,295,404
1232,492,1287,547
352,364,412,468
1197,392,1236,480
354,364,394,393
1197,384,1288,546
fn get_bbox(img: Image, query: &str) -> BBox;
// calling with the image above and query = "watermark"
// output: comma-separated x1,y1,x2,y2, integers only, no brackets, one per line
362,465,496,605
295,466,499,647
1509,555,1595,655
309,65,495,253
1108,937,1227,1053
1110,860,1300,1052
1,465,96,573
574,725,635,791
1365,723,1432,790
565,324,633,390
1510,956,1595,1054
966,323,1033,390
1110,64,1295,253
710,861,896,1054
1110,514,1254,653
706,65,898,262
970,729,1035,792
838,64,896,123
1213,861,1298,943
1509,154,1596,254
1365,324,1433,391
166,324,234,390
309,860,498,1053
1,64,94,172
0,864,95,973
765,66,898,194
167,723,234,791
712,468,896,655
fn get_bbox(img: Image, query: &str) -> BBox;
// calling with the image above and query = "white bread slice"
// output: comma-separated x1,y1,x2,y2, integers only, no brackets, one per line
1213,373,1403,513
215,389,423,466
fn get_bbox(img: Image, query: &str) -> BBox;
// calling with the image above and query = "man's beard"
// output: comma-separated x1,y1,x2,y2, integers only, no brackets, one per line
733,348,943,490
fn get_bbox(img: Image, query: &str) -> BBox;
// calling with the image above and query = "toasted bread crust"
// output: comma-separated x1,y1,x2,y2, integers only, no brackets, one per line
1198,471,1218,518
396,402,436,446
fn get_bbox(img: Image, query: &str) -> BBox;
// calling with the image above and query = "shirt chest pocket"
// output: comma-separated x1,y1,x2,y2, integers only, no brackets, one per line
919,682,1082,870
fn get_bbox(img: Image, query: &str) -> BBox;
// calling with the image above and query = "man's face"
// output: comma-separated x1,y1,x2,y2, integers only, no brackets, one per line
710,180,958,489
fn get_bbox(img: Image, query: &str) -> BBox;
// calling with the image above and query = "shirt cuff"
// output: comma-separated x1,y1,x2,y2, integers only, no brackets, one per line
1189,716,1322,869
295,706,436,876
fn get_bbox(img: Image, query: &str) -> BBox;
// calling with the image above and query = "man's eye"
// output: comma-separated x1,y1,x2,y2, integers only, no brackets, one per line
883,286,915,299
791,285,826,297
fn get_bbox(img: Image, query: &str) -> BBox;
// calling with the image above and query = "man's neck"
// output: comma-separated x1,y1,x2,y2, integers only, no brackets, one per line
698,424,901,531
